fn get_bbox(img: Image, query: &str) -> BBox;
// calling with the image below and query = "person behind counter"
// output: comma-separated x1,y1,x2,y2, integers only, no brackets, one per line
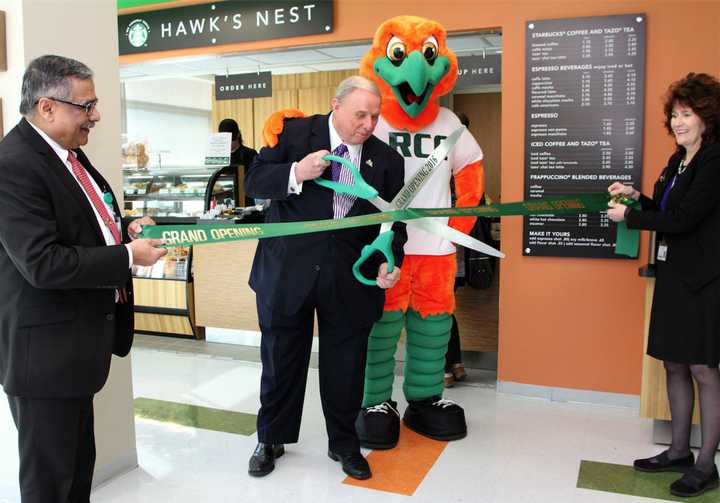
218,118,258,207
0,54,167,503
244,76,406,480
608,72,720,498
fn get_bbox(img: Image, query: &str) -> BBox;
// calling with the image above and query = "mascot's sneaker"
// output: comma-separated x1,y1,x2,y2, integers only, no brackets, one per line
355,400,400,449
403,396,467,441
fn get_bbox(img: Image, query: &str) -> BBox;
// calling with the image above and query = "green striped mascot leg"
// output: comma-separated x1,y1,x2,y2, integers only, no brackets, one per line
402,309,467,441
355,310,404,449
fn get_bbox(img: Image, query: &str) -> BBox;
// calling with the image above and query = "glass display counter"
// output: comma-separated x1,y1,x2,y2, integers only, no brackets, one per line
123,165,232,218
122,159,266,339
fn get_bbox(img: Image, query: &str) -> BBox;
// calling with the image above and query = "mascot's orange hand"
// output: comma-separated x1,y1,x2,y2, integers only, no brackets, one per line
263,109,306,147
448,160,485,234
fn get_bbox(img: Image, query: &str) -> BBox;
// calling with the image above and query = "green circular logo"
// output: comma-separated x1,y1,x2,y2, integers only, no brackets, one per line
126,19,150,48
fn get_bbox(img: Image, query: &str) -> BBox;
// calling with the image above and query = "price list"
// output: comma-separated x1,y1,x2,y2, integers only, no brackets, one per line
523,14,646,258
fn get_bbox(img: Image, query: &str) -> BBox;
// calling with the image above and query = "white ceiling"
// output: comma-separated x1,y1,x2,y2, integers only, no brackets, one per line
119,32,502,81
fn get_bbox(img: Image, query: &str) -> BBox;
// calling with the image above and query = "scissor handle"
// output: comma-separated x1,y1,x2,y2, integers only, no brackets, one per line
314,154,379,200
352,230,395,286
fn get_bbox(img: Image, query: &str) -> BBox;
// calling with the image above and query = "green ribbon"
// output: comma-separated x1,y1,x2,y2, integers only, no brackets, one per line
139,192,639,257
614,200,640,257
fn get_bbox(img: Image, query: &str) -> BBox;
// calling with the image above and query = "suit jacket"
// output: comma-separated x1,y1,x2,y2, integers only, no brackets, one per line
0,119,134,398
245,113,406,326
627,142,720,291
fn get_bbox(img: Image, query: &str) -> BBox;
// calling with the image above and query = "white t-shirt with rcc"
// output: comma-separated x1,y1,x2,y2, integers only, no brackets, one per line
372,107,483,255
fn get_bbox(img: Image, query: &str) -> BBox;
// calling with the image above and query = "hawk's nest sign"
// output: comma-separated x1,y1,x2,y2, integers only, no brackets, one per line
119,1,333,55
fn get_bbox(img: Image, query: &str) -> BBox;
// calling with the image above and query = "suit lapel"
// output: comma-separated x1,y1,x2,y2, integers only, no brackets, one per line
310,113,332,179
304,114,334,217
18,120,106,243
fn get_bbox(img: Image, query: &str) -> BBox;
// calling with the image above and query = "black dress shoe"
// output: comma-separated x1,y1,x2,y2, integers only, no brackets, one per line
670,465,719,497
248,443,285,477
328,450,371,480
355,400,400,450
633,450,694,473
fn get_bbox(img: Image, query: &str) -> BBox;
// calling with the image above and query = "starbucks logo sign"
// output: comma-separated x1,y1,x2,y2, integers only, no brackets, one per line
126,19,150,48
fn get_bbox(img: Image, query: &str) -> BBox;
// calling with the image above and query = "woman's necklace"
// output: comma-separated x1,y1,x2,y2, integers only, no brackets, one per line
678,159,688,175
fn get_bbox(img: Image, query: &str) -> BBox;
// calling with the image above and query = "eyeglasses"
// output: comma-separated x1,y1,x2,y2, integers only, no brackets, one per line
40,97,98,115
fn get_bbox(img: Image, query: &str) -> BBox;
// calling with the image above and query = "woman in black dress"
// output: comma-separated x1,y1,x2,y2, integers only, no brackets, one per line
608,72,720,498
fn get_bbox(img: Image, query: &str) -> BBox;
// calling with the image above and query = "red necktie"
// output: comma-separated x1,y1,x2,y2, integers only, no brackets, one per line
68,151,127,302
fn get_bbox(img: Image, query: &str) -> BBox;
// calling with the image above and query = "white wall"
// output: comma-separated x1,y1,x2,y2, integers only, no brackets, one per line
0,0,138,496
124,77,213,110
123,77,213,167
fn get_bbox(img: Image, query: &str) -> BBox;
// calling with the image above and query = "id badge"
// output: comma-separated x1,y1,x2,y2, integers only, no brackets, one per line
657,243,668,262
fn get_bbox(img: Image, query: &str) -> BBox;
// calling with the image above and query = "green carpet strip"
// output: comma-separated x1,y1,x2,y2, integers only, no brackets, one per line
577,460,719,502
134,397,256,435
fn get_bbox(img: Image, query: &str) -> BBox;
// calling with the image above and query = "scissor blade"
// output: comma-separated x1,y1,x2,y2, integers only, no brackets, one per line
409,219,505,258
388,126,466,211
368,196,504,258
368,197,394,233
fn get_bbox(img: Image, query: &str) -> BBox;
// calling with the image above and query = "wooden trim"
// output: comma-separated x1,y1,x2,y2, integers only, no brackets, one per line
134,312,195,336
0,11,6,72
133,277,188,310
134,306,188,316
212,69,355,150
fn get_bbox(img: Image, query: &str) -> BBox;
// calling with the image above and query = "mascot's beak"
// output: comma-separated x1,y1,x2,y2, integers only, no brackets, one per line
374,49,450,118
402,51,430,98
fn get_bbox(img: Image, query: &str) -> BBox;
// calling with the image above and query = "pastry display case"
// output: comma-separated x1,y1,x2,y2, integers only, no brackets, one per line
123,166,224,218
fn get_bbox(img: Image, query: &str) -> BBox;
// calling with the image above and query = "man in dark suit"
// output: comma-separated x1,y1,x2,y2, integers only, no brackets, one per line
0,55,166,503
245,76,406,480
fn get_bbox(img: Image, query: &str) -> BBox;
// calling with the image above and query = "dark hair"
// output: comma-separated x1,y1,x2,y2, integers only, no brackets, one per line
663,72,720,146
218,118,241,142
20,55,93,116
456,112,470,128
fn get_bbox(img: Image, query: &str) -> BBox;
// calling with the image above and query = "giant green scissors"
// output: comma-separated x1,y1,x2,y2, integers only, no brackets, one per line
315,127,504,286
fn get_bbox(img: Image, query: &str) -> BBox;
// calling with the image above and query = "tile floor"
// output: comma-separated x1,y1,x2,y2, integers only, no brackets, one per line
0,335,716,502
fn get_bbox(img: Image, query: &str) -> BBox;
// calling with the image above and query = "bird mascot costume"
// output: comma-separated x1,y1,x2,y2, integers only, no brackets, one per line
354,15,484,448
262,15,485,449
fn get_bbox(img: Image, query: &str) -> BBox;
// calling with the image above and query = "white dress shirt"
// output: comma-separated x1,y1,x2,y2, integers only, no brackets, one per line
287,112,363,196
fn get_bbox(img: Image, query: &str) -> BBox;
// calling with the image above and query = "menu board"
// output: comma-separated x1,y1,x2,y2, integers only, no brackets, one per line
523,14,646,258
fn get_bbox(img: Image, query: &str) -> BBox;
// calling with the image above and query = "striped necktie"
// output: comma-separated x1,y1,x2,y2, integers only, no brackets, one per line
330,143,356,218
68,151,127,302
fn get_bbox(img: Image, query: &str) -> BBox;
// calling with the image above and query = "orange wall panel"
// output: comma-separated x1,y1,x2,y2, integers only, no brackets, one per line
122,1,720,395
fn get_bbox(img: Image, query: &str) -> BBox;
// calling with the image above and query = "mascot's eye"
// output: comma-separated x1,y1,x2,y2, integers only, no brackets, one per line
386,36,407,62
422,36,439,62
